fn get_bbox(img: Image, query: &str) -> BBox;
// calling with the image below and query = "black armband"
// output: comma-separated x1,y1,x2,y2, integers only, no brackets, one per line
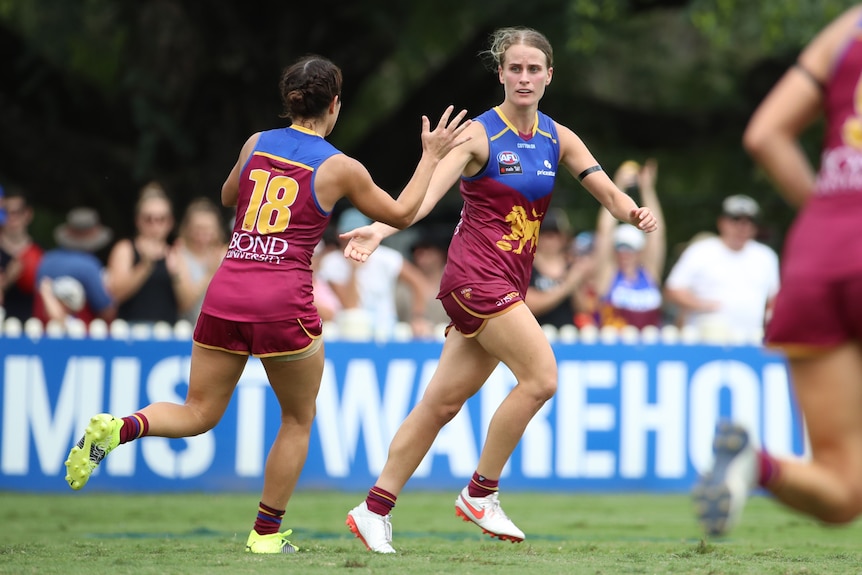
577,164,603,182
794,63,825,92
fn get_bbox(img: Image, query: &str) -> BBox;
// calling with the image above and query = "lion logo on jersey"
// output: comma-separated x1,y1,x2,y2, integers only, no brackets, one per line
496,206,543,254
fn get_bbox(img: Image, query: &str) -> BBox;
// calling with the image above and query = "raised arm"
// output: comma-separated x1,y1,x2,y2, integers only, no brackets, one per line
743,6,862,207
340,119,488,262
635,159,666,282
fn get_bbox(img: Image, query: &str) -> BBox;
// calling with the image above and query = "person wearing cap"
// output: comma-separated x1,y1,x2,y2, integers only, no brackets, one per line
663,193,779,340
593,159,666,329
692,5,862,539
0,187,44,321
525,207,595,328
33,206,116,324
317,207,430,339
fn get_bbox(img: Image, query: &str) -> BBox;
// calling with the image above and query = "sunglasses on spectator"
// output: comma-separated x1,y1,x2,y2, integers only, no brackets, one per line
140,213,171,224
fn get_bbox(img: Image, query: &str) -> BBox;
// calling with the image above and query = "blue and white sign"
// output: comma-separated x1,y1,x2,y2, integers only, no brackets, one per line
0,337,803,492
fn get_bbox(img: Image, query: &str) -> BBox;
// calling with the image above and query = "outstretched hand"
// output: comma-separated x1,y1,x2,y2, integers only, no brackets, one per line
421,105,472,161
630,207,658,233
340,225,383,263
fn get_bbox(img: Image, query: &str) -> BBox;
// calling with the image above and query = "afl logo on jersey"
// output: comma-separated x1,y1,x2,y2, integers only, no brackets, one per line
497,151,523,175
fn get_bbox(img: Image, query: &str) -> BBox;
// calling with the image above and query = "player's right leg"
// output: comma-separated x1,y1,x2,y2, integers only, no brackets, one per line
456,305,557,542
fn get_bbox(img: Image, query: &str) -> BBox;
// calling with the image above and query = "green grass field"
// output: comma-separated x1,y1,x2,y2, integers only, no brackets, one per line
2,490,861,574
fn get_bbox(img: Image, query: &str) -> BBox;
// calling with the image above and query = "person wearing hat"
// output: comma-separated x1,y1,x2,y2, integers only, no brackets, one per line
664,193,779,340
593,159,666,329
525,207,596,328
32,206,116,324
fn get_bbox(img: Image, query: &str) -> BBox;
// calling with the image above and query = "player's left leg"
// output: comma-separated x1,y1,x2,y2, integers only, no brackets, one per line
453,304,558,542
244,346,324,554
769,341,862,523
65,344,247,490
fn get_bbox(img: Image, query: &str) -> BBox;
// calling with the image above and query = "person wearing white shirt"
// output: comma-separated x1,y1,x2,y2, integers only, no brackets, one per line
664,194,780,341
318,208,428,339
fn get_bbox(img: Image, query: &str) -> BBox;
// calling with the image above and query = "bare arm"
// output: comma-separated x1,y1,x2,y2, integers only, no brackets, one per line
635,159,666,282
221,133,260,208
556,124,657,231
743,6,862,207
315,106,471,229
525,257,594,317
340,119,487,262
105,239,155,304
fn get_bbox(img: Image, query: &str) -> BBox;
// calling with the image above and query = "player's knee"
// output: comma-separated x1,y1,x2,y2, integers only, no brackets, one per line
818,493,862,525
523,370,557,403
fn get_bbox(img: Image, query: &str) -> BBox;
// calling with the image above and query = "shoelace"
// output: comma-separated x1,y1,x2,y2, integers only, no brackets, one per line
484,493,511,521
75,436,107,465
278,529,297,554
382,515,393,543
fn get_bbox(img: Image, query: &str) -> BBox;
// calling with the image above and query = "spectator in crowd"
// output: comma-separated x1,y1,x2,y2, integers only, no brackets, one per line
38,275,87,325
318,207,429,339
106,182,179,325
33,207,115,324
593,160,665,329
663,194,779,341
0,187,44,320
525,207,595,328
570,230,600,328
172,197,227,324
396,227,451,336
694,4,862,538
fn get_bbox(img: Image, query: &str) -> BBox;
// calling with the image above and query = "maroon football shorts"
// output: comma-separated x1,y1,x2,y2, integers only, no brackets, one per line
766,275,862,356
193,312,323,358
440,283,525,337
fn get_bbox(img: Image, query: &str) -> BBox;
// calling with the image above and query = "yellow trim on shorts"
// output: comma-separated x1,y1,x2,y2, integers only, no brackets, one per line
260,336,323,362
255,318,323,360
193,340,250,355
447,292,524,338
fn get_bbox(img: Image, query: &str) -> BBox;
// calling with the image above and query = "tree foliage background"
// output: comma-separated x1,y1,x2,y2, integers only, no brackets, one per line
0,0,854,264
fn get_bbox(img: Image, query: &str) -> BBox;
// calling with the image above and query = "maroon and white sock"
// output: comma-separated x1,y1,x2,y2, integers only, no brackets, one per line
467,471,499,498
366,486,397,516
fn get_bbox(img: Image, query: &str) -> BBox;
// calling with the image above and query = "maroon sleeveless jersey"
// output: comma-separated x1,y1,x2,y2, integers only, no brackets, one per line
766,26,862,348
439,107,561,298
782,29,862,281
202,126,340,322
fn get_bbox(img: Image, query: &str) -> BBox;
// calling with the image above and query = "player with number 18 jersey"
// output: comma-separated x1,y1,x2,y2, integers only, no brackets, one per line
197,125,341,354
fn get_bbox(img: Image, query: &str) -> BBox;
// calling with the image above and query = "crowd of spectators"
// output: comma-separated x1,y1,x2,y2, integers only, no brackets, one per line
0,169,781,343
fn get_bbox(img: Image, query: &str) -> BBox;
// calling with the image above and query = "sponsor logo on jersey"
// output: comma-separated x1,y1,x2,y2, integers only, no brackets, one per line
226,232,288,264
537,159,556,177
497,151,523,175
495,291,521,307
